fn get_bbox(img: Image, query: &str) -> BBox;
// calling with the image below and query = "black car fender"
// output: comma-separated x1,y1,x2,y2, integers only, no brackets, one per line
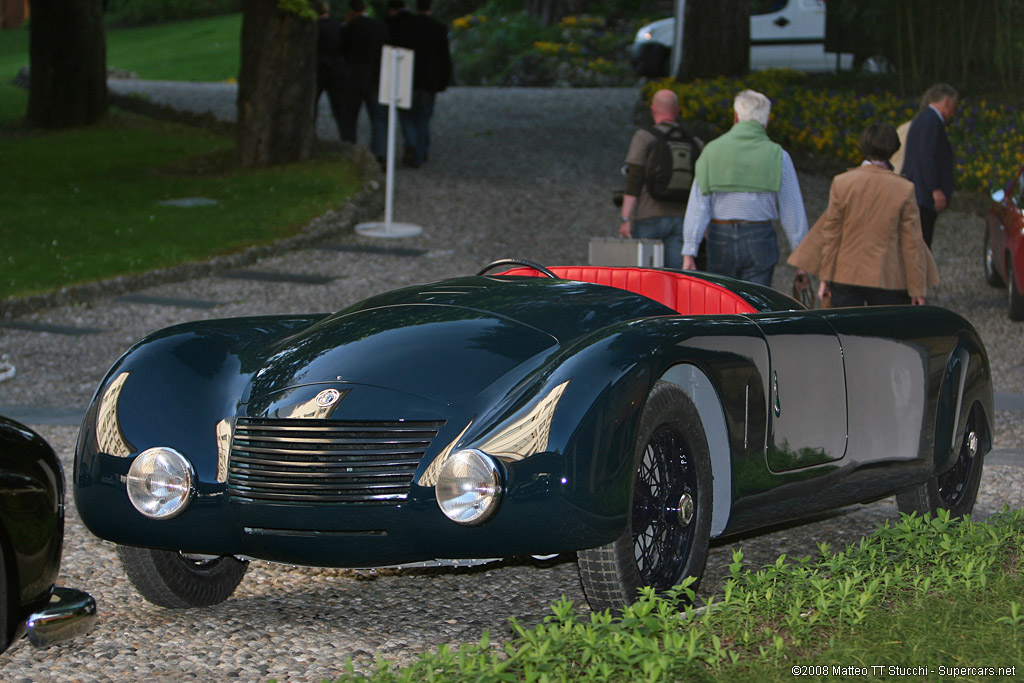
933,329,994,476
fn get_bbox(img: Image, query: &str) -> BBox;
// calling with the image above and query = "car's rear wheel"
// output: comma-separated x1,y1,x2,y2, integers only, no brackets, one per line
983,229,1004,287
1008,255,1024,321
577,381,711,611
117,545,248,608
896,408,984,519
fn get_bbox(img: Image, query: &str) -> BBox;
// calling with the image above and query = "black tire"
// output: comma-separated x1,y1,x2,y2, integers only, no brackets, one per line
0,541,10,653
1008,255,1024,321
578,381,712,611
983,229,1004,287
896,409,984,519
117,545,248,608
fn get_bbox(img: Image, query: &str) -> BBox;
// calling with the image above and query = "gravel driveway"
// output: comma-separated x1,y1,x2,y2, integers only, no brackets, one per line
0,82,1021,681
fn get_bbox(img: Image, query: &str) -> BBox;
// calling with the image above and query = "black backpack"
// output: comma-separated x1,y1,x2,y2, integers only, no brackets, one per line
644,124,700,203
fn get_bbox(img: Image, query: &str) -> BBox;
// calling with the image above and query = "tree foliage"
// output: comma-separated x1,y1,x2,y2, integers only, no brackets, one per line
523,0,588,27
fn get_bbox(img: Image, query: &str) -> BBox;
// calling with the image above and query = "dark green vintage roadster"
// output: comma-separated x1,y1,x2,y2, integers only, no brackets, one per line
74,261,992,611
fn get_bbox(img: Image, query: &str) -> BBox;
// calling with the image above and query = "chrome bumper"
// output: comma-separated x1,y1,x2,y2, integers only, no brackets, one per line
25,587,97,648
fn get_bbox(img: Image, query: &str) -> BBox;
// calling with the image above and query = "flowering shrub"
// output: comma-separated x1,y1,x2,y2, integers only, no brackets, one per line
645,71,1024,193
450,11,634,87
451,13,487,31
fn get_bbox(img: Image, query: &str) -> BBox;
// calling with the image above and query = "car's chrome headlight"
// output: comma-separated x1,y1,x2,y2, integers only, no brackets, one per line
435,449,502,525
126,447,194,519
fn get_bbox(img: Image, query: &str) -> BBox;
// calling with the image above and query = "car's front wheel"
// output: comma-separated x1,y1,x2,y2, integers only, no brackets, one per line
577,381,712,611
117,545,248,608
983,229,1004,287
896,408,984,519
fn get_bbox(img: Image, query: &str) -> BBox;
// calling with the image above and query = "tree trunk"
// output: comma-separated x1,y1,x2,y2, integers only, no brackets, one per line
27,0,107,128
677,0,749,81
236,0,317,167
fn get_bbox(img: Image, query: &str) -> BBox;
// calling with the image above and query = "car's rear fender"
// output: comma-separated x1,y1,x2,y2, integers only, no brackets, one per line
933,329,994,475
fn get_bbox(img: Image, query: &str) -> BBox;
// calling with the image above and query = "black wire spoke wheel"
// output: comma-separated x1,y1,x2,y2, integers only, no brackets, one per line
936,415,981,509
632,426,697,591
577,381,711,611
897,408,985,519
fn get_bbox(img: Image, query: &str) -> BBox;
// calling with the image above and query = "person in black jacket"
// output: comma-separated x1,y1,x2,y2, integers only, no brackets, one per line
315,1,348,142
339,0,390,164
901,83,958,249
389,0,452,168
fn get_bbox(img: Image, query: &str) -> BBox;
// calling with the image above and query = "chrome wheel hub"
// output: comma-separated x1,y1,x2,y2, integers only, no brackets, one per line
966,430,978,457
675,493,694,527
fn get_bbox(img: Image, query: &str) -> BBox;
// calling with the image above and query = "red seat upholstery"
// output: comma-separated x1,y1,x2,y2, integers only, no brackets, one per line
500,266,757,316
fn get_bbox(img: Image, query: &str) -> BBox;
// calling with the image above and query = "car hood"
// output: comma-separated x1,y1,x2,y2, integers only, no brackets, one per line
242,276,676,410
243,303,559,408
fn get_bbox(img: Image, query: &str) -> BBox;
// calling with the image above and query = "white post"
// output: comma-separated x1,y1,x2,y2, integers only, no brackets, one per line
356,46,422,239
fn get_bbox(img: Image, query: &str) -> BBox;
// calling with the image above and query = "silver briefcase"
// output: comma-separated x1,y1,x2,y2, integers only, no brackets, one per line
588,236,664,268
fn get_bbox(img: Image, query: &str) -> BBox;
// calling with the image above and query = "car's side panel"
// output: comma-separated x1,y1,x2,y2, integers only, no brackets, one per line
755,313,848,471
822,306,993,477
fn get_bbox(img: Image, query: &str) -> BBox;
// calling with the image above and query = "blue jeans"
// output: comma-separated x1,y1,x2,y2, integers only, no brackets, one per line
398,90,437,166
633,215,683,269
705,221,778,287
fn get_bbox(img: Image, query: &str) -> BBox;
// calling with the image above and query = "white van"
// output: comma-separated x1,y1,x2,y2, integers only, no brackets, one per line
632,0,854,77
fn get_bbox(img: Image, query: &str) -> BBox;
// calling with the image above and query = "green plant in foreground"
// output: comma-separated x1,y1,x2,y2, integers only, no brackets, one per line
326,508,1024,682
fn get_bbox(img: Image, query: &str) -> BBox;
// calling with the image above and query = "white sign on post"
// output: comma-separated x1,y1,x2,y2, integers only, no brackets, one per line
356,46,421,239
378,46,414,108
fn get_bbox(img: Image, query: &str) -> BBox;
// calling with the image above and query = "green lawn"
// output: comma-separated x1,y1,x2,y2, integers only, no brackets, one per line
0,103,361,298
0,13,360,300
0,14,241,83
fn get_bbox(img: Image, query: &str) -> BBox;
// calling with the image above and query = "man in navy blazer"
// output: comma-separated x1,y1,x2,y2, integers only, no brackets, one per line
901,83,958,248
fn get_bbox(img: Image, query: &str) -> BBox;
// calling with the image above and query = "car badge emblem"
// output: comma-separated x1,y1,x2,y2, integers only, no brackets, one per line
314,389,341,407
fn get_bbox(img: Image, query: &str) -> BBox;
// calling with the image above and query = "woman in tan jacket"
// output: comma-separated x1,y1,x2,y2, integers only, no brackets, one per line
788,122,938,306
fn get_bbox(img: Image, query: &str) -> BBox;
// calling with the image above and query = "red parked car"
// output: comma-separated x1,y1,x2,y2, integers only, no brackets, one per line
985,165,1024,320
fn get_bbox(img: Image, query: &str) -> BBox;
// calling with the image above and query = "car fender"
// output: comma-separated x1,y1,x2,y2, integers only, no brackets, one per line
73,315,326,542
464,316,764,548
659,364,732,538
934,329,994,475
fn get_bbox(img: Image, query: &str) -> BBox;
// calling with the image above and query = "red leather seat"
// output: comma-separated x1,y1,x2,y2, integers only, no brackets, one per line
500,266,756,316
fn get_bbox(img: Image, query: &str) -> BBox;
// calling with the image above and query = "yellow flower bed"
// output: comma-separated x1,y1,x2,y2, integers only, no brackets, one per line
644,71,1024,193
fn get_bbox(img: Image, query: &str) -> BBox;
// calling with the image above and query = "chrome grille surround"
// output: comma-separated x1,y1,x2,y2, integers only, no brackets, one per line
227,417,446,505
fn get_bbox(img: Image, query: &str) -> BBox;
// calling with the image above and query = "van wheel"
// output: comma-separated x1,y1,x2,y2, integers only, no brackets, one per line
578,382,711,611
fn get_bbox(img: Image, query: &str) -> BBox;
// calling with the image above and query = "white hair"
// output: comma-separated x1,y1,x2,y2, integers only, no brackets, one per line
733,89,771,127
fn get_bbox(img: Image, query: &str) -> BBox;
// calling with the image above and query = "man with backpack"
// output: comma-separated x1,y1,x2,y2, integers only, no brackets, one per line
618,89,701,270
